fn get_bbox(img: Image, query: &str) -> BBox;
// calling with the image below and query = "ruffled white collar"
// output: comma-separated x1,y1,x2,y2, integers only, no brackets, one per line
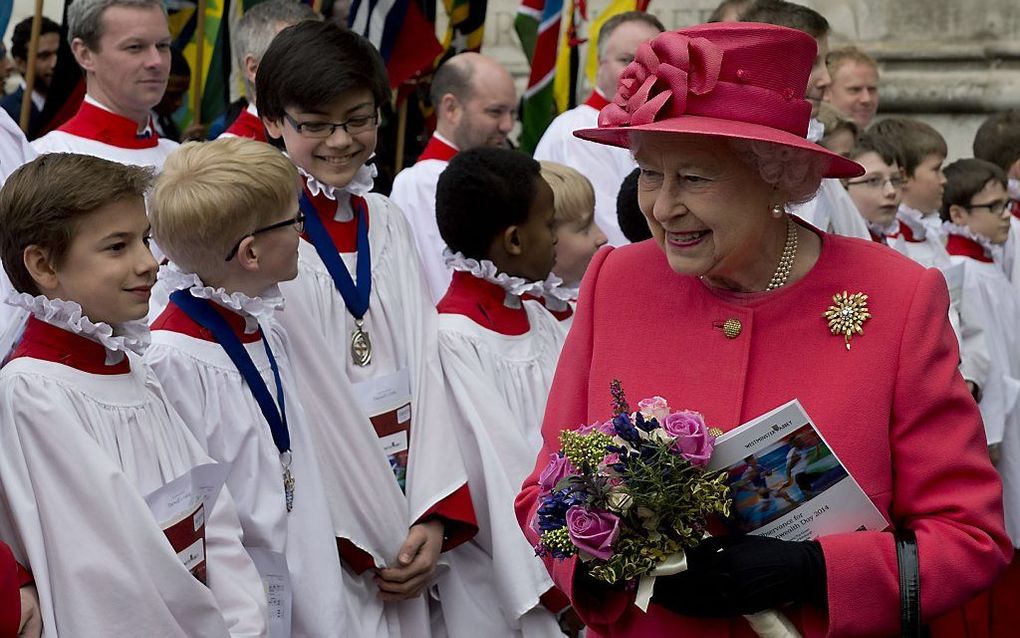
868,219,900,240
807,118,825,143
298,163,376,201
443,249,572,310
1008,178,1020,202
895,206,927,240
942,221,998,258
5,291,150,365
159,264,283,334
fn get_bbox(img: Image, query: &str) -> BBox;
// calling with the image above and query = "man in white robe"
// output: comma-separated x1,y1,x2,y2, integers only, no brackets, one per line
533,12,663,247
389,52,517,303
31,0,178,168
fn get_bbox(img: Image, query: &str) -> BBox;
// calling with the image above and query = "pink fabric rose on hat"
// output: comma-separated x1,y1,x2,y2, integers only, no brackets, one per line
662,410,715,467
539,453,577,495
638,396,670,422
566,506,620,560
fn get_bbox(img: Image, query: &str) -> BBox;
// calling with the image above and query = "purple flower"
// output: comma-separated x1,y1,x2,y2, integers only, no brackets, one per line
539,453,577,494
662,410,715,467
565,506,620,560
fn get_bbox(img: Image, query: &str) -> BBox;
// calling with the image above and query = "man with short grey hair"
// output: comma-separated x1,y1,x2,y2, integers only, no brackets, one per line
533,11,663,246
221,0,319,140
32,0,178,168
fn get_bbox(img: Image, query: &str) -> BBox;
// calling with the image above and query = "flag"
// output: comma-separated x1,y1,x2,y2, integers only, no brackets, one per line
349,0,444,88
515,0,561,154
441,0,487,53
583,0,650,86
171,0,231,126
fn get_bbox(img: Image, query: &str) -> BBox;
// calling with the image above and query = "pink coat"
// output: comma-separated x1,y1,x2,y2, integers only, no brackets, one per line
515,231,1012,637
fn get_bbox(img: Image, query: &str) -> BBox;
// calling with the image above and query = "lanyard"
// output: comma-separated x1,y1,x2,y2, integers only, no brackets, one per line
299,192,371,319
169,291,290,454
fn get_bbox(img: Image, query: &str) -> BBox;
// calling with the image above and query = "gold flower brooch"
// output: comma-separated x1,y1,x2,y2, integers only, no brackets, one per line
824,291,871,351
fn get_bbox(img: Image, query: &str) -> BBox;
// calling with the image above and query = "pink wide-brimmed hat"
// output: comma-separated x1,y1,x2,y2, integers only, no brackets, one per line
575,22,864,179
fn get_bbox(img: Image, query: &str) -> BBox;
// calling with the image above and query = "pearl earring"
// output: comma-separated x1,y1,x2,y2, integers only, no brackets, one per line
771,203,785,218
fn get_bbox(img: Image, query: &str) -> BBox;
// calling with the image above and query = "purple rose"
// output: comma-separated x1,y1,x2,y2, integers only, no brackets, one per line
662,410,715,467
539,453,577,494
565,506,620,560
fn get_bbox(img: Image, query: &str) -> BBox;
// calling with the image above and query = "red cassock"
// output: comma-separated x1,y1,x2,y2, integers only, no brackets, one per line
0,541,30,637
515,230,1012,637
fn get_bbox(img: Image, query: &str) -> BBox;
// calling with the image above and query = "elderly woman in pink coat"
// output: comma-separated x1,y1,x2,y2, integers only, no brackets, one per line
515,22,1011,638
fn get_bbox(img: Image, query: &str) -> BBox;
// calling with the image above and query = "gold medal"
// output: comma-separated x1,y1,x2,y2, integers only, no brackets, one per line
352,319,372,366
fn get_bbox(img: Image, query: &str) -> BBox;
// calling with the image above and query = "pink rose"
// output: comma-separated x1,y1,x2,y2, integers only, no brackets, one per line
638,396,670,423
539,454,577,494
662,410,715,467
565,506,620,560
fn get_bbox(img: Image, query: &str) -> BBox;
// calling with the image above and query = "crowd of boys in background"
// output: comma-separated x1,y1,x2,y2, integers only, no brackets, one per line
0,0,1019,636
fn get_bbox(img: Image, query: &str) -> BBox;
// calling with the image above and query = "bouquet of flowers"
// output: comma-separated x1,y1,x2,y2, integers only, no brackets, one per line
533,381,800,638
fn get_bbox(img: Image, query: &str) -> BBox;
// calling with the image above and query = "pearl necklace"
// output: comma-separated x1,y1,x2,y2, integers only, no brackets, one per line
765,216,798,291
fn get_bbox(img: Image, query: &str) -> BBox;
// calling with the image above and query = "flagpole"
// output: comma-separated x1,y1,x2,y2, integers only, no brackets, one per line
312,0,323,13
192,0,207,125
395,90,408,172
19,0,44,133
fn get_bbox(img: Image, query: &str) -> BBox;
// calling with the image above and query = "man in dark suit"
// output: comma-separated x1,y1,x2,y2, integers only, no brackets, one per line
1,16,61,138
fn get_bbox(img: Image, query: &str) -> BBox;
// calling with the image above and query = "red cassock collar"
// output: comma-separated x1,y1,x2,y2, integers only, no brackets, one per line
416,135,458,162
896,220,924,243
10,315,131,374
584,90,611,111
437,271,531,336
945,233,995,263
57,100,160,149
151,299,263,344
299,187,370,253
223,109,268,143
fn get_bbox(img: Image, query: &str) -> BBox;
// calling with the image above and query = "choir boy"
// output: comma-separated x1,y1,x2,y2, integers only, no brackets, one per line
942,158,1020,632
433,147,570,637
973,111,1020,295
0,153,267,636
145,138,348,637
255,21,477,637
540,160,608,296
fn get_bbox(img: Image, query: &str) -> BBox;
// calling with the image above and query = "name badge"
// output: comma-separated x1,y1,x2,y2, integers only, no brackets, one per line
354,369,412,491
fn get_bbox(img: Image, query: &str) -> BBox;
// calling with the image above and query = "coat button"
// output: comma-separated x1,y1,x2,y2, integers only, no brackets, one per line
721,318,742,338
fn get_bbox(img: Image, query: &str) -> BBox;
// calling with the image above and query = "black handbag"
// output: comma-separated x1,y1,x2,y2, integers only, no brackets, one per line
895,529,929,638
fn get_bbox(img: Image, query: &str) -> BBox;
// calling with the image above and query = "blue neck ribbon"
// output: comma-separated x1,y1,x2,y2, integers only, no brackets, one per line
299,192,371,319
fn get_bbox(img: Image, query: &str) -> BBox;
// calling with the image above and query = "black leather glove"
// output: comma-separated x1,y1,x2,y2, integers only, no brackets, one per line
651,535,827,617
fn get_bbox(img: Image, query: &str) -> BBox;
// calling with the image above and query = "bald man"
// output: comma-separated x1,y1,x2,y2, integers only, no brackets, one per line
533,12,663,246
390,52,517,302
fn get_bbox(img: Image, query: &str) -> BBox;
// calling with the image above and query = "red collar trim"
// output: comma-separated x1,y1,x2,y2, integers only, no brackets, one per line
1010,200,1020,220
869,229,887,245
897,220,923,243
417,135,458,163
945,234,994,263
521,292,574,321
584,90,611,111
10,316,131,374
299,188,369,253
57,100,160,149
151,299,263,344
223,109,267,143
437,271,531,336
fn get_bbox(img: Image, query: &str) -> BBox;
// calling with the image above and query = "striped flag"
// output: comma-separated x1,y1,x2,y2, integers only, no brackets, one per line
170,0,231,126
516,0,562,153
442,0,487,53
349,0,444,88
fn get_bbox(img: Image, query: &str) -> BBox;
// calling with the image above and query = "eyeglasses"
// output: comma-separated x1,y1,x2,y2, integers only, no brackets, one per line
846,175,906,190
224,212,305,261
284,112,379,139
966,200,1009,217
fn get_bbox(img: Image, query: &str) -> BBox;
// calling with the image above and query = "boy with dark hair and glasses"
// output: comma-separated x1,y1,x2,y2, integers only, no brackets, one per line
941,158,1020,615
146,137,348,637
255,20,477,637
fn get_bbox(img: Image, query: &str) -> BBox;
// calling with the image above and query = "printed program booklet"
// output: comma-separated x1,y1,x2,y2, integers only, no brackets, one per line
706,399,888,541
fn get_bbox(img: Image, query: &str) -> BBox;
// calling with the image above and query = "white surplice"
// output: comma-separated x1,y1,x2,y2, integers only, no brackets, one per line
789,178,871,240
533,100,636,247
144,272,347,638
946,232,1020,545
389,133,456,304
434,258,565,638
277,168,470,638
0,294,267,638
0,109,35,359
